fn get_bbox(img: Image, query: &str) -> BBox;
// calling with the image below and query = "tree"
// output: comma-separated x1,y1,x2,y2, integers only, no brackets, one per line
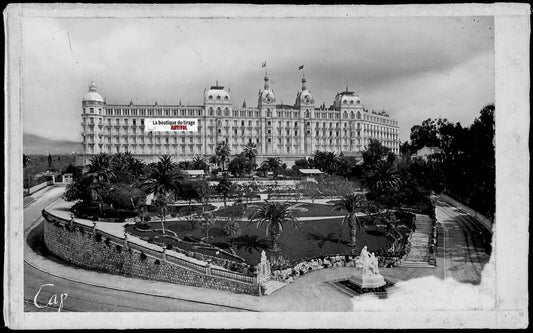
410,119,439,151
312,150,339,174
334,193,366,246
195,179,213,212
199,212,215,243
249,201,300,252
48,153,53,169
142,155,180,198
228,154,250,177
215,141,231,171
261,157,282,176
364,160,401,194
87,153,116,184
216,175,236,207
191,155,208,171
242,141,258,171
243,182,259,203
362,139,391,170
23,154,30,168
223,219,242,247
153,193,169,234
179,181,200,205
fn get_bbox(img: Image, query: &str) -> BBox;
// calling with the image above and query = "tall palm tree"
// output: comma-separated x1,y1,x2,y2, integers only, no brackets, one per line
364,161,402,194
142,155,179,195
243,141,258,172
334,193,366,246
215,141,231,171
249,201,300,252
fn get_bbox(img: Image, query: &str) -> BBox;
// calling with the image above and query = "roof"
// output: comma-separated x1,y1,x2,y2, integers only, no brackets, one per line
298,168,324,175
417,146,442,154
183,170,205,176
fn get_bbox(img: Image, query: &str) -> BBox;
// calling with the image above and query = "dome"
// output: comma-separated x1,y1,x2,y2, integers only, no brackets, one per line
259,73,275,104
295,76,314,106
260,89,275,103
205,81,231,102
340,94,361,105
83,82,104,103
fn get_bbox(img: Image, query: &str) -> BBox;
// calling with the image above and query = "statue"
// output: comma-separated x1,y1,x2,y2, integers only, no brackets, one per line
369,252,379,275
349,245,386,289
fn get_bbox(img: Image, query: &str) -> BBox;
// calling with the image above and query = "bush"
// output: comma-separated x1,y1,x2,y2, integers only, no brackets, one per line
140,252,147,260
135,222,151,230
95,234,102,242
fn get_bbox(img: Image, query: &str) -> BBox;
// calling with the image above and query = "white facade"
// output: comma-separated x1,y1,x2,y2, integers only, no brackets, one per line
79,76,400,166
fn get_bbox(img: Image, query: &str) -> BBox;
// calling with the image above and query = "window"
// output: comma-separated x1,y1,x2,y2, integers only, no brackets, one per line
90,108,94,113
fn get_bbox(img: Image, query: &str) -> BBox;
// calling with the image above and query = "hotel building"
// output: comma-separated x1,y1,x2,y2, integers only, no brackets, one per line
78,74,399,166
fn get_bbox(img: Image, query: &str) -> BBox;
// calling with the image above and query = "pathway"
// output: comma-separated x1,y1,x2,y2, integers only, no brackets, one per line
397,214,434,268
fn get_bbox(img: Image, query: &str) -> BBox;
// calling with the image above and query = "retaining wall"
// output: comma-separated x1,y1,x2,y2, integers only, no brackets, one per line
42,211,260,295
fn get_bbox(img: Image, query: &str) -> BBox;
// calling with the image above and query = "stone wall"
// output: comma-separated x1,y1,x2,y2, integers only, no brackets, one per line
43,217,259,295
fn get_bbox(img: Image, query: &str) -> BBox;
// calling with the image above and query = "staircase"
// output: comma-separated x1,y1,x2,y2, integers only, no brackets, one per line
261,279,287,295
397,214,435,268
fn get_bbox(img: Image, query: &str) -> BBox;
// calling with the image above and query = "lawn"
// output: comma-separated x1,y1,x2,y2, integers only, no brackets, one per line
126,217,394,267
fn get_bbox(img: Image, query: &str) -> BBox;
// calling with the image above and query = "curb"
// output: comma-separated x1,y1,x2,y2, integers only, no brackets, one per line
25,218,258,312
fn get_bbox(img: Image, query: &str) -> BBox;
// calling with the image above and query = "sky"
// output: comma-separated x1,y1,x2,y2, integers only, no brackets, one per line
22,16,494,142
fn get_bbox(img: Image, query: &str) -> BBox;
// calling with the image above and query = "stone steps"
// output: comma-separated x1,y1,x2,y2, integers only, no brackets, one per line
262,280,288,295
397,261,435,268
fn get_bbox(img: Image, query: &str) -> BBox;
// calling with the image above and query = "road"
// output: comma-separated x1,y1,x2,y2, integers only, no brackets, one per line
24,186,242,312
434,197,493,284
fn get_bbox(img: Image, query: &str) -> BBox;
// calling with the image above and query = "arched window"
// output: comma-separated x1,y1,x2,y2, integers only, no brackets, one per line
305,110,310,118
224,108,229,116
224,96,229,100
266,109,271,117
357,111,361,119
208,95,213,100
217,108,221,116
216,95,221,100
343,111,348,119
350,100,354,105
209,108,213,116
356,100,360,105
350,111,355,119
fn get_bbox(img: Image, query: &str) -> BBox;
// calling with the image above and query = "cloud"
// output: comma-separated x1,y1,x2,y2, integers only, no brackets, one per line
21,16,494,142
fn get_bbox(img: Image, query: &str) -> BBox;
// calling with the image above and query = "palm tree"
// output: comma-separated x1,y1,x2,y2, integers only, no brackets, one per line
243,141,258,172
364,161,402,194
334,193,366,246
223,219,241,248
215,141,231,171
86,153,116,216
199,212,215,243
153,194,169,234
312,150,339,174
215,176,236,208
261,157,282,176
143,155,180,234
249,201,300,252
87,153,116,183
142,155,179,196
191,155,208,171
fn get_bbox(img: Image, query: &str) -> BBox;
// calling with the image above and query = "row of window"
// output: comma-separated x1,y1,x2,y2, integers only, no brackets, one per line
84,107,397,126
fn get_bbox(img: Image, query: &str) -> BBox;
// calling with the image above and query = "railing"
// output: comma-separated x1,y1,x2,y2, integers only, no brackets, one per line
211,266,256,284
42,207,258,285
